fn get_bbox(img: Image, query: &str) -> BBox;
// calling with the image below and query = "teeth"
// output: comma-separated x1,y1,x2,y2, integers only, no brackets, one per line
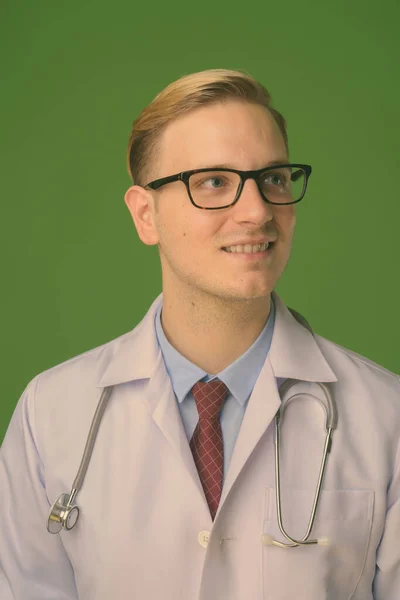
224,243,270,253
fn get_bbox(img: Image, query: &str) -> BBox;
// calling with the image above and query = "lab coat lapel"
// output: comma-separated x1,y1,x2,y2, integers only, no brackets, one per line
145,350,207,499
219,357,280,507
219,292,338,510
96,294,207,502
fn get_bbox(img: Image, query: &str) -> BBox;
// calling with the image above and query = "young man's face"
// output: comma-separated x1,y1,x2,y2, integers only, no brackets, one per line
129,100,297,303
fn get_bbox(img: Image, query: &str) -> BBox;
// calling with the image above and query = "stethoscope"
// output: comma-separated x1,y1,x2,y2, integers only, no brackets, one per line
47,308,338,549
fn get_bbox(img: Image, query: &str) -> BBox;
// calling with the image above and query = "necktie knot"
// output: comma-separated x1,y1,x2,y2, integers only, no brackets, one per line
191,379,230,421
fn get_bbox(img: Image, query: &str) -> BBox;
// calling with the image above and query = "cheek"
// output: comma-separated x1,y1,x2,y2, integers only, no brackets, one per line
176,209,218,250
157,208,209,258
277,207,296,238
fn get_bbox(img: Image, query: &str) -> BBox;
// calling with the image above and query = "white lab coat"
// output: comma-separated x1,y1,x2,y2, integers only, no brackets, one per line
1,291,400,600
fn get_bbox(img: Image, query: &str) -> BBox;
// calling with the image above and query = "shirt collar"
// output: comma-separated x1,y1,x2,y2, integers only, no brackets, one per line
96,291,337,388
154,294,276,405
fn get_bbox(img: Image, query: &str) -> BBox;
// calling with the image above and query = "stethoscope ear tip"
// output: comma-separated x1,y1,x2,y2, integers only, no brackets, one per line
317,536,330,546
261,533,274,546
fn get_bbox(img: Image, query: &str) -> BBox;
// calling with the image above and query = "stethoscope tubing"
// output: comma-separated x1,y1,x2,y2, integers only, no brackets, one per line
269,379,337,548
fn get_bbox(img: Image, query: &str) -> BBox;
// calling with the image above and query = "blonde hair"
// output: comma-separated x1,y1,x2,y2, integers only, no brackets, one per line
126,68,289,187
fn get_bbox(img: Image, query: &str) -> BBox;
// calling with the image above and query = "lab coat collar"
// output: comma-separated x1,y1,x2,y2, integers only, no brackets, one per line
270,292,337,383
96,291,337,388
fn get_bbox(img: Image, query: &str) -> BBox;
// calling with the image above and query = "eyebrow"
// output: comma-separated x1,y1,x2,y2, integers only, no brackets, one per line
195,159,289,170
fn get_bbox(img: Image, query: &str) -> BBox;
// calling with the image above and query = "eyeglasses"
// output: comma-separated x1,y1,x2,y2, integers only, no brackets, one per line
143,164,312,210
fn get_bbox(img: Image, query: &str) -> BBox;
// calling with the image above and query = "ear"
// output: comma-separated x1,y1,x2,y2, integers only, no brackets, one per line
124,185,159,246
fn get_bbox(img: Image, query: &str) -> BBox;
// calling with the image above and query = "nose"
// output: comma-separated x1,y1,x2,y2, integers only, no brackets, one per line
235,177,274,217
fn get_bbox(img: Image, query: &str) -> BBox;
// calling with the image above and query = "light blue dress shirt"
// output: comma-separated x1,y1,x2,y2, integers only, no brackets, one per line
154,294,285,482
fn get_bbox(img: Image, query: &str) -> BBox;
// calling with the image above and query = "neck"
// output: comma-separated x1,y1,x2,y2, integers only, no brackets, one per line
160,283,272,375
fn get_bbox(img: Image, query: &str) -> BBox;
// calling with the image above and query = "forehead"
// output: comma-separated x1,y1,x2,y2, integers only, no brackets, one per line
158,100,288,174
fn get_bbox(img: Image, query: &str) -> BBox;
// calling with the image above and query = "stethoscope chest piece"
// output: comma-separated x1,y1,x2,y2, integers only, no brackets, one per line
47,493,80,534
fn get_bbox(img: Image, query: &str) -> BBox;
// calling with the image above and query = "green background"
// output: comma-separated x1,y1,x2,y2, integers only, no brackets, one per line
1,1,399,443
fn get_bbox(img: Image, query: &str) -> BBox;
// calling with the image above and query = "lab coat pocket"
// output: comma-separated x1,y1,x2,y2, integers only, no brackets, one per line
262,488,374,600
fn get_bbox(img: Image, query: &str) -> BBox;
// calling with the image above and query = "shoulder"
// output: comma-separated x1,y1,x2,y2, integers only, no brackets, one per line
35,328,135,391
315,333,400,396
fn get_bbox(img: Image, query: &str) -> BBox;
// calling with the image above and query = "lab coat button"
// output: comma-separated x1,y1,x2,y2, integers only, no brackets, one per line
198,530,210,548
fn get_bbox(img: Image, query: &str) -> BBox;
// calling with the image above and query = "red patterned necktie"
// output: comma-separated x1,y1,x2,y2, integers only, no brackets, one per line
190,379,230,520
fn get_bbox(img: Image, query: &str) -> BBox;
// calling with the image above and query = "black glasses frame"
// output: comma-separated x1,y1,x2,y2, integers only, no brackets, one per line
143,163,312,209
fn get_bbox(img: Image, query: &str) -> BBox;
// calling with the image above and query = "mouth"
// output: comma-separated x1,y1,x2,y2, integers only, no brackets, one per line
221,242,275,260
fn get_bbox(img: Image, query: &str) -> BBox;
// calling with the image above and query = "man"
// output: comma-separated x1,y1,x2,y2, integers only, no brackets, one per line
1,68,399,599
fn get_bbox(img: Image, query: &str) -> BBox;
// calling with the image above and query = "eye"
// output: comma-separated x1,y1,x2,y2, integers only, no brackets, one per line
199,176,226,188
263,172,286,186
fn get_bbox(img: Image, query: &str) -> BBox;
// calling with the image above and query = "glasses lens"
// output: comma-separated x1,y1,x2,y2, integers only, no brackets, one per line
258,166,306,204
189,171,241,208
